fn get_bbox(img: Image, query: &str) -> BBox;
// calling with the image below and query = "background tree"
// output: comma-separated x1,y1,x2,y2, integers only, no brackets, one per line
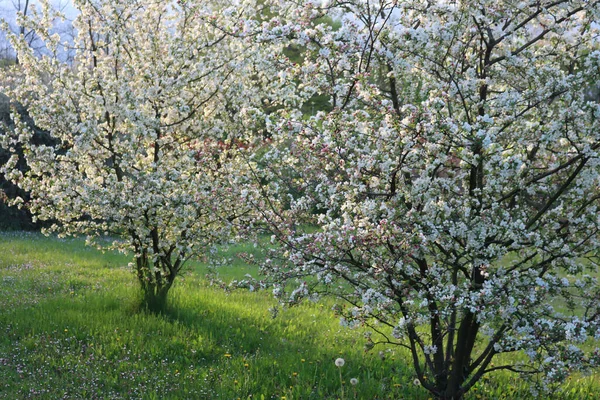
0,90,56,230
253,1,600,399
0,0,74,230
0,0,266,311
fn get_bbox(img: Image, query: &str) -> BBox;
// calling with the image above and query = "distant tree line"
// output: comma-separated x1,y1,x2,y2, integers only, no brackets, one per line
0,91,54,230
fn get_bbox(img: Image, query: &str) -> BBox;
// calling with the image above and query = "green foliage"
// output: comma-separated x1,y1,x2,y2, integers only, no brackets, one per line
0,232,598,399
0,58,15,68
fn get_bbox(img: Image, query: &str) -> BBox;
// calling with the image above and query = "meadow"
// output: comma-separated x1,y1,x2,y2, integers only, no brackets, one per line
0,231,598,399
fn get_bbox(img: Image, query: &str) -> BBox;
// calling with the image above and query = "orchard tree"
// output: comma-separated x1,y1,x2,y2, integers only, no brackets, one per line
0,0,268,311
252,0,600,398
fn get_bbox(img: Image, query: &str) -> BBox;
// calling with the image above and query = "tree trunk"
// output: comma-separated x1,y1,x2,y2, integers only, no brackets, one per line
135,252,175,313
142,282,171,313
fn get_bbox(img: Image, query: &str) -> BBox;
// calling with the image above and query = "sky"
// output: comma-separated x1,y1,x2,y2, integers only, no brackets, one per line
0,0,79,60
0,0,79,21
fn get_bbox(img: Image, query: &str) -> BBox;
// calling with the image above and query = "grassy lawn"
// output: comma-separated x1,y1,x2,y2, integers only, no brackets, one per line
0,231,598,399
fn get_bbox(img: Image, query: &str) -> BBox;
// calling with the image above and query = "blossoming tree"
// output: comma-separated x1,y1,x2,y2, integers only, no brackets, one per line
0,0,267,311
254,0,600,398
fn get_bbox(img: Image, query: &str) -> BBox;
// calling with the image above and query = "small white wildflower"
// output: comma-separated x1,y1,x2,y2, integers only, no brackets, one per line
413,378,420,386
335,358,345,367
350,378,358,386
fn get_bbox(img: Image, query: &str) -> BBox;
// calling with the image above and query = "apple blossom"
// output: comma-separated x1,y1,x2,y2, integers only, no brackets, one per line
0,0,267,311
253,1,600,399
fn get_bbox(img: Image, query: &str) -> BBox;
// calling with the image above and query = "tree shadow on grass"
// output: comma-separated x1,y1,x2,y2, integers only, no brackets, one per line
0,284,424,399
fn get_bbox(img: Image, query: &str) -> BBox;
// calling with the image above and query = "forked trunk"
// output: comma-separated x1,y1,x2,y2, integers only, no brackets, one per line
135,252,176,313
142,283,171,313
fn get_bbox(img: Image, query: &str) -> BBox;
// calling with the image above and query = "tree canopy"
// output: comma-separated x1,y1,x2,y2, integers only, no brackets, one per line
0,0,268,311
251,1,600,398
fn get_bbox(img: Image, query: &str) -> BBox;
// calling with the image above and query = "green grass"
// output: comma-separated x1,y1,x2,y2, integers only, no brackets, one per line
0,231,598,399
